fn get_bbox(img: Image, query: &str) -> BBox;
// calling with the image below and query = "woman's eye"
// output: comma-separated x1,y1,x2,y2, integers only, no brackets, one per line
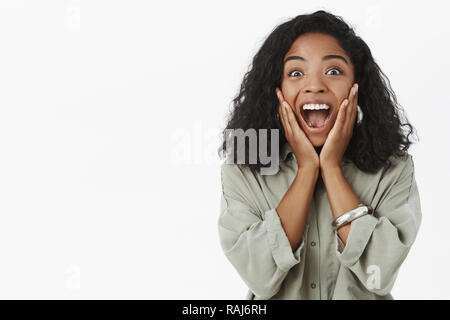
288,70,303,77
288,68,342,77
326,68,342,75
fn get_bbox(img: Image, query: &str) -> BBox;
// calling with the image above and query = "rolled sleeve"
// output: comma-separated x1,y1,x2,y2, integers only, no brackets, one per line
333,155,421,295
218,164,308,299
264,208,308,272
335,214,378,266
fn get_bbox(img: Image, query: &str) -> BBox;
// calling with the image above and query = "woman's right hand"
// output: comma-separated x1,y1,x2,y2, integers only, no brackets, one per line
276,88,319,170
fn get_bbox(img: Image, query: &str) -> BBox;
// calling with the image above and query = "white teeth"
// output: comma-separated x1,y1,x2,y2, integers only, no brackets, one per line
302,103,330,110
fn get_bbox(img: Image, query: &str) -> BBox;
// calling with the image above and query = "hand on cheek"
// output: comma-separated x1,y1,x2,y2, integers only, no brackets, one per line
276,88,320,169
319,83,358,169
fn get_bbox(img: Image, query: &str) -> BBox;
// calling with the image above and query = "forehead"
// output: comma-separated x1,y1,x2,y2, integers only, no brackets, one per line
284,33,348,60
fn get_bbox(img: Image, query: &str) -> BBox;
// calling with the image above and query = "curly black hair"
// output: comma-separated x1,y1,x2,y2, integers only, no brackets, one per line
218,10,418,174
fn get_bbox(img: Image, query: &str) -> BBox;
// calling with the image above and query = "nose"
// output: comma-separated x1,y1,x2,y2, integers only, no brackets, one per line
304,87,325,93
302,75,326,93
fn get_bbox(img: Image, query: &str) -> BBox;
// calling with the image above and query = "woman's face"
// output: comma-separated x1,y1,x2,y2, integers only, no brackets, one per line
281,32,355,147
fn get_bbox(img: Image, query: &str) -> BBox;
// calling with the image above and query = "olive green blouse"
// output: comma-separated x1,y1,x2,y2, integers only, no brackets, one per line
218,142,422,300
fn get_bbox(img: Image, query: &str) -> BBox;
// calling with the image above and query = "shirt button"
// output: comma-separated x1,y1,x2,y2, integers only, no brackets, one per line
311,241,316,247
311,283,316,289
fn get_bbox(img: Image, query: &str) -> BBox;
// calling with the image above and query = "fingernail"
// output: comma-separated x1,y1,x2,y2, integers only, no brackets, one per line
282,101,288,109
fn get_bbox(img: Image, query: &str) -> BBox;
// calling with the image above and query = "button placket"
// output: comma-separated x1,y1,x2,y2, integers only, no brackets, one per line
307,195,321,299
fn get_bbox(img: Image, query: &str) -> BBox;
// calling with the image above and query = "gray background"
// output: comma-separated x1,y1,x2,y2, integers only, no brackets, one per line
0,0,447,299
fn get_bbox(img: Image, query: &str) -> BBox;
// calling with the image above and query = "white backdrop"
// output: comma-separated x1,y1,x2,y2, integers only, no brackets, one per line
0,0,448,299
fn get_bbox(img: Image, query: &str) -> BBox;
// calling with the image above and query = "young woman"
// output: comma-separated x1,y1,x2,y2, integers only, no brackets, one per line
217,10,421,300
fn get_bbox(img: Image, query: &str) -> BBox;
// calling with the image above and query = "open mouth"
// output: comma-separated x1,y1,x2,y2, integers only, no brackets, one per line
300,105,332,129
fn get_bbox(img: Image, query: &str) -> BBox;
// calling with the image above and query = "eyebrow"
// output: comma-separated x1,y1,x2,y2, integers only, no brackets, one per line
284,54,348,65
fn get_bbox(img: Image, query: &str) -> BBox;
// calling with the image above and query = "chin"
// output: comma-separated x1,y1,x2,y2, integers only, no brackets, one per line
309,135,326,147
301,127,329,146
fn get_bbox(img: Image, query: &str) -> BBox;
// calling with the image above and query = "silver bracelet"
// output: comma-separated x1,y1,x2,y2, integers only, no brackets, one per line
332,204,373,231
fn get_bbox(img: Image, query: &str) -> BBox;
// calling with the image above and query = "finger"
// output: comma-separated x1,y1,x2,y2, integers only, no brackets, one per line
284,101,305,136
350,84,359,128
276,88,284,104
276,88,292,138
346,84,358,132
276,88,287,125
341,84,355,132
277,88,286,100
285,101,300,133
343,85,353,129
278,104,288,133
281,102,293,136
276,88,286,128
336,98,349,131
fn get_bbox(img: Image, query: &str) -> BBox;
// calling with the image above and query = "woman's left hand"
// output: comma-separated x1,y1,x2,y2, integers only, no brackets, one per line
319,83,358,169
